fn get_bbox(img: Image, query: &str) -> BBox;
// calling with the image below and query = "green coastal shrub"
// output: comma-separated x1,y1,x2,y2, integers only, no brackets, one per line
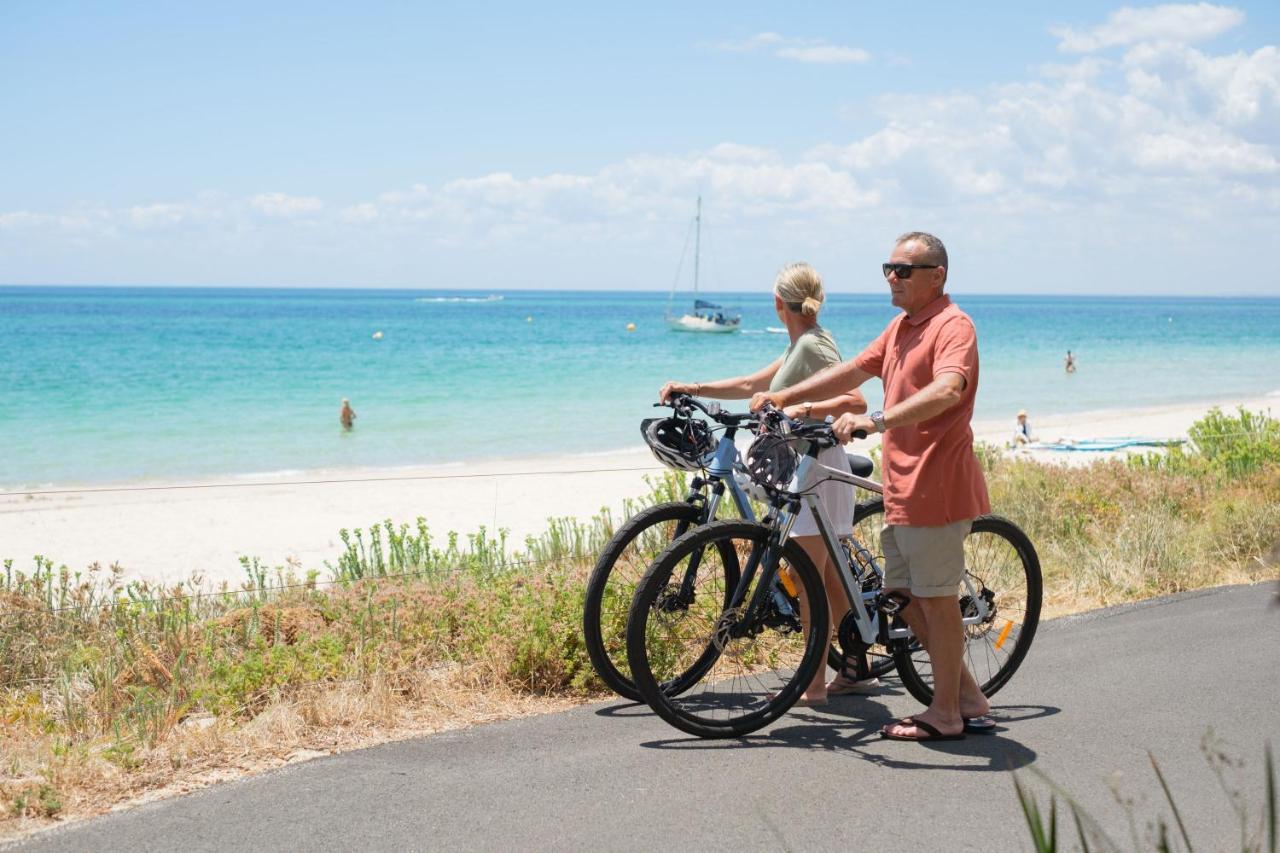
1131,407,1280,479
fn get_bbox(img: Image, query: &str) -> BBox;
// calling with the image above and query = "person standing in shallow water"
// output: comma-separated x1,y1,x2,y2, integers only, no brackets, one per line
1065,350,1076,373
340,399,356,430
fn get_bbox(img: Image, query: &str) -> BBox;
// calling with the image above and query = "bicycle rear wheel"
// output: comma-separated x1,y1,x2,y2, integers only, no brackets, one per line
627,520,829,739
893,515,1042,706
583,501,736,702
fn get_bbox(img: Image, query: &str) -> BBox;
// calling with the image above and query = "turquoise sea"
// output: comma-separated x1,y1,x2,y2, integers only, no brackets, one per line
2,286,1278,488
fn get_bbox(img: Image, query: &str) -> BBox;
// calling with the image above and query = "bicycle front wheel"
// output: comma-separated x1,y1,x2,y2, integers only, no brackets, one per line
627,520,829,739
893,515,1042,706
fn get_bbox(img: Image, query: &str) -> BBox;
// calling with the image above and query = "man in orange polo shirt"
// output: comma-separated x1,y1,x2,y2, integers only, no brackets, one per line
752,231,991,741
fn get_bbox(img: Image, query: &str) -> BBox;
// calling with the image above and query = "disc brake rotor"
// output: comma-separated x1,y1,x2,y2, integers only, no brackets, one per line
712,607,743,652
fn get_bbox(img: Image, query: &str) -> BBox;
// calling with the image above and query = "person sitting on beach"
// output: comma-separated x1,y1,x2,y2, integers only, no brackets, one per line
1065,350,1076,373
1012,409,1036,446
659,261,871,705
340,398,356,430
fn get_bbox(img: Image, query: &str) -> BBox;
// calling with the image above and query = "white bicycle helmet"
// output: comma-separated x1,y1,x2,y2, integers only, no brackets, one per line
641,416,714,471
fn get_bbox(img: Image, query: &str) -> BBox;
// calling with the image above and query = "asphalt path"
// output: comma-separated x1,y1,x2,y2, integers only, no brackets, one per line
13,583,1279,852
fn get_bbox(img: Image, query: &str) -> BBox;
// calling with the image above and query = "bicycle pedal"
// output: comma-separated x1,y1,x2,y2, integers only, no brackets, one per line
877,591,911,617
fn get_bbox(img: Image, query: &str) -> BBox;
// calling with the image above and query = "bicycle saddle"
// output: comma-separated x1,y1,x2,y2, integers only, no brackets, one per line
846,454,874,478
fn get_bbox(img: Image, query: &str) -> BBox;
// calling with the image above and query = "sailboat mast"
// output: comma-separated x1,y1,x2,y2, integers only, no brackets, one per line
692,196,701,297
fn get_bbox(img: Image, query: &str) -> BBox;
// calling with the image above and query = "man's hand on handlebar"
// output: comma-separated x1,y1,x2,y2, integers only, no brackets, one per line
832,413,875,444
749,391,787,412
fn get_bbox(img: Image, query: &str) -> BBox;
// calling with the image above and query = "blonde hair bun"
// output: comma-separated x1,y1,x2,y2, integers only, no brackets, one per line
774,262,824,317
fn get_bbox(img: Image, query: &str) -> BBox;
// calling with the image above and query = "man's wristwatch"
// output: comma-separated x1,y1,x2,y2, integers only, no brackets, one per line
869,410,886,433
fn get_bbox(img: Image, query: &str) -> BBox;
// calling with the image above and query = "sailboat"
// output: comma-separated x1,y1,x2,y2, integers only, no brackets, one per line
666,197,741,333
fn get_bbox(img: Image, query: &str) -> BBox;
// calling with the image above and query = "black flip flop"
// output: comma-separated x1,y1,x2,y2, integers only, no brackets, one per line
880,718,966,742
964,716,998,734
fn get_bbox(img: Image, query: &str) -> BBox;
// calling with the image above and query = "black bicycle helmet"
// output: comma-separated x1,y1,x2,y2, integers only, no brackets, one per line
745,431,798,494
641,416,714,471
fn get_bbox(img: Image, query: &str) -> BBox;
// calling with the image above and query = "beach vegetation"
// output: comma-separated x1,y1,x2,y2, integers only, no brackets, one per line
2,422,1278,834
1129,406,1280,480
1014,734,1276,852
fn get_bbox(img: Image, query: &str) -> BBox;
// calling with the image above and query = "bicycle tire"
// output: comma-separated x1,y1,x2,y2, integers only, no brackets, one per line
826,498,896,679
892,514,1042,706
583,501,724,701
627,520,829,739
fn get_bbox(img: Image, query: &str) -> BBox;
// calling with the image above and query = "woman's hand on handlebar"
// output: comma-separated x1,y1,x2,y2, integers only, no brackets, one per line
658,381,697,404
832,413,874,444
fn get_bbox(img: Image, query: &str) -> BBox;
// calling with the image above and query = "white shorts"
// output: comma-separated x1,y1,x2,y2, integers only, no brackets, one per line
788,443,856,538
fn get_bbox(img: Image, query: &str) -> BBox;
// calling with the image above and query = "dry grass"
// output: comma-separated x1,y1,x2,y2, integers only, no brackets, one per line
982,450,1280,618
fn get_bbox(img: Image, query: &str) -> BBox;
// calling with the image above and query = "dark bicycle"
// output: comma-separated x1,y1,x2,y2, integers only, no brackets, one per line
583,394,888,701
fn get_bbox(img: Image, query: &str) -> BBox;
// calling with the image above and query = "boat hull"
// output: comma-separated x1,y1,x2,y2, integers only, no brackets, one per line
667,314,741,333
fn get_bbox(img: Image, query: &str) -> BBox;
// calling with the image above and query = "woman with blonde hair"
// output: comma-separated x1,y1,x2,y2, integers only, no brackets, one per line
659,262,868,705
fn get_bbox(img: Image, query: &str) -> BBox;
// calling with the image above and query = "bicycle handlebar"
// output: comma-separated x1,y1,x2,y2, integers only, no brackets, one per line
655,393,760,428
757,404,868,445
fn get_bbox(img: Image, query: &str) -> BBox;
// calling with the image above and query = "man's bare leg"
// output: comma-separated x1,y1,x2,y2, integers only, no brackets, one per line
883,589,988,738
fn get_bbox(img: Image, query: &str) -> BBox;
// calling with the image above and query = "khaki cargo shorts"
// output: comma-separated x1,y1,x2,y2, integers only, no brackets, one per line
880,520,973,598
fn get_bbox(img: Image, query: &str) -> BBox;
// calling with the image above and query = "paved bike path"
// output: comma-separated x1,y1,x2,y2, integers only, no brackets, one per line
13,584,1280,852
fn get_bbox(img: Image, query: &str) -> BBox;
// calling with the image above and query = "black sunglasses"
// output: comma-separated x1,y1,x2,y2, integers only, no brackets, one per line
882,262,940,280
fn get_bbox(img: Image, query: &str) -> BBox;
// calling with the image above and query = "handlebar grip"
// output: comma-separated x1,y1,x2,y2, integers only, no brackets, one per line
853,429,868,439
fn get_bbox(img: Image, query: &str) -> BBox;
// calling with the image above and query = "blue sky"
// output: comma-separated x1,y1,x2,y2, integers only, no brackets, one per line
2,1,1278,294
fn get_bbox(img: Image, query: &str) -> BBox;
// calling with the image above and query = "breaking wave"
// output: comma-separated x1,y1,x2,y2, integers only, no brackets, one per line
415,295,505,303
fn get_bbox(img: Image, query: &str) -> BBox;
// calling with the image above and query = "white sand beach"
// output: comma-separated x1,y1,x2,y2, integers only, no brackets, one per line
1,394,1273,587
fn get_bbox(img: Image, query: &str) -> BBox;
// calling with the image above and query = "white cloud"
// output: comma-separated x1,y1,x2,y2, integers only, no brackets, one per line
705,142,777,163
776,44,872,64
1052,3,1245,53
713,32,871,64
1122,41,1280,126
128,203,190,229
250,192,323,217
1131,130,1278,173
0,211,49,229
714,32,784,52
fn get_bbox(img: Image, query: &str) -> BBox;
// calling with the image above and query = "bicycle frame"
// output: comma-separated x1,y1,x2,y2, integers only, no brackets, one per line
693,431,756,521
735,445,991,648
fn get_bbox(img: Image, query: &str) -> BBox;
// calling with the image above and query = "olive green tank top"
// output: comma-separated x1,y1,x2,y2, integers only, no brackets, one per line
768,326,842,392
